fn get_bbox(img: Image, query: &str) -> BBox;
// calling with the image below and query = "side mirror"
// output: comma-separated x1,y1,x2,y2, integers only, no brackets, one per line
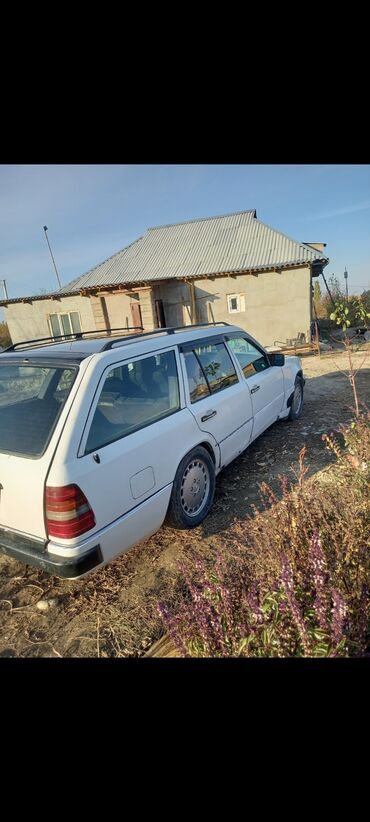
269,352,285,366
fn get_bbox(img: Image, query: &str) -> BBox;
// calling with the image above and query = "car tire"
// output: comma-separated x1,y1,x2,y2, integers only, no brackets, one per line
166,446,216,529
288,377,304,421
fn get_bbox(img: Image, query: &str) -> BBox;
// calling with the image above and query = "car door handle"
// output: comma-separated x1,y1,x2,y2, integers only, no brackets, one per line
251,385,260,394
201,410,217,421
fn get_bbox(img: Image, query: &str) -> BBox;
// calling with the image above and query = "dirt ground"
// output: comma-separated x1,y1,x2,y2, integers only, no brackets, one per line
1,348,369,658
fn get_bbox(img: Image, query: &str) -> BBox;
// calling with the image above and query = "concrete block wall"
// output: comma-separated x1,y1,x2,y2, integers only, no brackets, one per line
3,265,312,348
104,292,132,330
154,268,311,345
4,295,95,344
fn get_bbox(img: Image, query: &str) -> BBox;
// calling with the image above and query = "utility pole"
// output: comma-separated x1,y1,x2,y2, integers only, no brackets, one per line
344,267,349,301
43,226,62,290
0,279,8,300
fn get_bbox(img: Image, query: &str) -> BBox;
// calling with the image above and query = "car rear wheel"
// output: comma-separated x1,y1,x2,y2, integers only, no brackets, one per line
166,446,216,529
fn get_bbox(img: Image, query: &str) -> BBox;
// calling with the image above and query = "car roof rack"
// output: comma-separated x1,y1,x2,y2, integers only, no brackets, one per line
100,322,231,351
3,326,144,352
2,322,231,355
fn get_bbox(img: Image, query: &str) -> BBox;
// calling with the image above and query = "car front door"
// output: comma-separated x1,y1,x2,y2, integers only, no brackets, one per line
180,339,253,467
226,336,285,440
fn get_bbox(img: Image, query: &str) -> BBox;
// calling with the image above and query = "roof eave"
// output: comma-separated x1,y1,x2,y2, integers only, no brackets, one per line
0,258,330,306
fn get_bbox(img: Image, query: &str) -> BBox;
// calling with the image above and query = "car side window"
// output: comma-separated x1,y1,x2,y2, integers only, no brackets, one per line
228,337,270,379
184,342,238,403
183,351,211,403
85,349,180,453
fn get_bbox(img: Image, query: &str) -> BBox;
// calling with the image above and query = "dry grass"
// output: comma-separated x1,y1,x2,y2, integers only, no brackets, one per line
155,414,370,657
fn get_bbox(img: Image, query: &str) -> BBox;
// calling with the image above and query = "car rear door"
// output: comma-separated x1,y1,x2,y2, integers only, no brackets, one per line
66,347,198,532
180,338,253,467
226,335,284,440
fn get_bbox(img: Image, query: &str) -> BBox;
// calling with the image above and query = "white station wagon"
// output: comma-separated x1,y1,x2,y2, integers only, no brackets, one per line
0,323,304,579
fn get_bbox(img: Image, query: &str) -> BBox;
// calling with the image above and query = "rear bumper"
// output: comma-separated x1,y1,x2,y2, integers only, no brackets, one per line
0,527,102,578
0,484,172,579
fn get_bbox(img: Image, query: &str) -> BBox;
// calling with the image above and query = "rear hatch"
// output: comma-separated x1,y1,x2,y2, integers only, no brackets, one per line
0,360,79,540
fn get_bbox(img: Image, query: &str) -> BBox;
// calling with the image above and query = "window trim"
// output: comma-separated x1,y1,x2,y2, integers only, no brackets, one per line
48,310,82,339
227,293,245,314
182,340,239,404
180,334,225,353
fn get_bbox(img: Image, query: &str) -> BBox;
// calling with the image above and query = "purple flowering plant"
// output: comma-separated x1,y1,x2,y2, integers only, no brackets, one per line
158,415,369,657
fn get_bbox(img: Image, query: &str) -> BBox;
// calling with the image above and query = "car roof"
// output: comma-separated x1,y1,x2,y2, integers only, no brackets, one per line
0,324,247,364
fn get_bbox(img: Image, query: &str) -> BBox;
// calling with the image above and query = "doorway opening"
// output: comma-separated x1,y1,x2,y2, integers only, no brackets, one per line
155,299,166,328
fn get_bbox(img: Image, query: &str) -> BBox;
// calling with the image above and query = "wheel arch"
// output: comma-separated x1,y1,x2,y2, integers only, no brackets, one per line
166,441,217,529
198,440,217,465
286,371,304,408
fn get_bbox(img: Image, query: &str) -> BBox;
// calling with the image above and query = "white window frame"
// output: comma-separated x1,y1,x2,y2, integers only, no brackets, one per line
48,310,82,339
227,293,245,314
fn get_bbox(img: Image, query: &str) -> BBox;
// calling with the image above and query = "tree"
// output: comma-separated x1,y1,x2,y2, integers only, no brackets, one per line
320,275,345,321
0,322,11,349
328,274,344,302
330,298,370,331
313,280,327,319
314,281,322,302
353,296,370,327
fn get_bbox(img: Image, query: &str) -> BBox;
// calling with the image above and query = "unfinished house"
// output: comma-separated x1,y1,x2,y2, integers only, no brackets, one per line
1,210,328,348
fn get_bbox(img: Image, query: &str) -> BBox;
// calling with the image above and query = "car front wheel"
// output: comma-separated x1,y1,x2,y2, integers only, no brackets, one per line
288,377,304,420
166,446,216,529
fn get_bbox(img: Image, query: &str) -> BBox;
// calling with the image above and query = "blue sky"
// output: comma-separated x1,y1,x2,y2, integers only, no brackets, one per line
1,164,369,320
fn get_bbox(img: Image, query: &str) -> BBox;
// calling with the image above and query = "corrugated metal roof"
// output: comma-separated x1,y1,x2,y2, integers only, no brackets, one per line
1,210,329,305
57,210,327,294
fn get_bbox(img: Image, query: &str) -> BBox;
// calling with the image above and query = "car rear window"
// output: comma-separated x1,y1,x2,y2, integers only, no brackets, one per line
0,364,77,456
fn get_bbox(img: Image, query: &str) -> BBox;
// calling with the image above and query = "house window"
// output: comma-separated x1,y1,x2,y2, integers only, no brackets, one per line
48,311,82,339
227,293,245,314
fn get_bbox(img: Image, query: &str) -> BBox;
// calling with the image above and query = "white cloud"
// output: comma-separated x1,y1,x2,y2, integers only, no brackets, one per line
310,200,370,220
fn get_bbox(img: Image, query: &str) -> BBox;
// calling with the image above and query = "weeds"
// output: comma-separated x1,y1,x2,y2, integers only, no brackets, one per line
158,412,370,657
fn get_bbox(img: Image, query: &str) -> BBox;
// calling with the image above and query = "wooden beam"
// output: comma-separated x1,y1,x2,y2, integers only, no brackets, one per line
188,281,197,323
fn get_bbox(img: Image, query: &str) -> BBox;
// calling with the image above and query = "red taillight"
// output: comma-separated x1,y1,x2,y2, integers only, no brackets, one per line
45,484,96,538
